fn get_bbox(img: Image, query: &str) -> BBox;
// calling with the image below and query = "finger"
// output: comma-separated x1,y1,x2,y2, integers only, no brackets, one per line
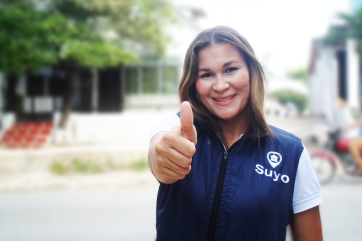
165,157,191,175
180,101,197,145
169,132,196,157
166,147,193,168
162,127,195,157
158,167,186,180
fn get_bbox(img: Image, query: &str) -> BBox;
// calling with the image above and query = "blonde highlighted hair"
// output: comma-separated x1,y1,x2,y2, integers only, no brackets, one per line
178,26,272,147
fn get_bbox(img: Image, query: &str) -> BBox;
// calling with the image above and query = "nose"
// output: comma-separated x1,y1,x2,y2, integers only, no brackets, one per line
212,75,229,92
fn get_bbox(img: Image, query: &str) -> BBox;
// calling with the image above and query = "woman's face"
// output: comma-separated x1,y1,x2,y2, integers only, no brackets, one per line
196,43,250,122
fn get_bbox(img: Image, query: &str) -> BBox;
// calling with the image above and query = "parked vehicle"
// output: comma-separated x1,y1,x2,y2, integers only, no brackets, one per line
311,128,359,184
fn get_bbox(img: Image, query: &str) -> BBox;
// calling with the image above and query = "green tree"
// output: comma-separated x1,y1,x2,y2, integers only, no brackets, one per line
0,0,175,126
52,0,174,67
271,89,308,114
0,0,173,70
286,67,308,84
0,1,71,73
325,7,362,57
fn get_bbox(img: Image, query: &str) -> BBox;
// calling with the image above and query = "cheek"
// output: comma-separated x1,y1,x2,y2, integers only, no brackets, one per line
196,80,211,97
236,72,250,92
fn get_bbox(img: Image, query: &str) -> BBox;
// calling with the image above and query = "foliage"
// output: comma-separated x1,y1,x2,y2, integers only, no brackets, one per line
49,158,148,175
325,7,362,57
286,67,308,84
50,161,68,175
50,159,103,175
71,159,103,174
0,5,72,73
128,158,149,171
0,0,175,73
270,89,308,113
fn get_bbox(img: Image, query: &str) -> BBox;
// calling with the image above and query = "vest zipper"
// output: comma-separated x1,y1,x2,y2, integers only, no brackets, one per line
206,150,229,241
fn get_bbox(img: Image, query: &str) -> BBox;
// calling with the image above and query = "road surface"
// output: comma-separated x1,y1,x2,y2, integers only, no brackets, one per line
1,177,362,241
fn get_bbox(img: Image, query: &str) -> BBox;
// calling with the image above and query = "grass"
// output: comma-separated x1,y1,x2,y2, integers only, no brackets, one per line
71,159,102,174
50,158,148,175
128,158,149,171
50,161,68,175
50,159,103,175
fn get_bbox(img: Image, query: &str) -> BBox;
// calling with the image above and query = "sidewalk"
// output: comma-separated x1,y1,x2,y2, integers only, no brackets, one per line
0,115,327,193
0,169,158,193
0,109,179,174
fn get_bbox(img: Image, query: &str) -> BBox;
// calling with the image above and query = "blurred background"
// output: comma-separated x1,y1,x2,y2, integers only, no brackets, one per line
0,0,362,240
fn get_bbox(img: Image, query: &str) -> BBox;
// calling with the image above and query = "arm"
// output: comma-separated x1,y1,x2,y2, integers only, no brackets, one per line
342,119,362,132
148,102,197,184
148,131,192,184
291,206,323,241
148,132,166,180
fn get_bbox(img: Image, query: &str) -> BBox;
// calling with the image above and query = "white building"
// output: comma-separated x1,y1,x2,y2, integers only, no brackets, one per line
309,1,362,127
0,5,207,146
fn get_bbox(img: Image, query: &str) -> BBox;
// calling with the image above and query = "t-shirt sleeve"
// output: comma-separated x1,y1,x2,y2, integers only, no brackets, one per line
292,145,322,214
149,113,181,143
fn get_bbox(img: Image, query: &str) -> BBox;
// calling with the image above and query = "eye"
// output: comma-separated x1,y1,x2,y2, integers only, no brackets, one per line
201,73,213,78
225,67,238,73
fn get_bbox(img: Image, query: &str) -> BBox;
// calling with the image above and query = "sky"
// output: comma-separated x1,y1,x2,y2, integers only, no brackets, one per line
172,0,351,79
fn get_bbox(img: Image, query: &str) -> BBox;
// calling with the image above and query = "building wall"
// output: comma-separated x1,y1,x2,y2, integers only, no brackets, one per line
309,44,337,124
347,40,360,109
309,38,361,127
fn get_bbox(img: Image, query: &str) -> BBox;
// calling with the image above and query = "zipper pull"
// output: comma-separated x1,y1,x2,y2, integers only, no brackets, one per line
224,151,228,161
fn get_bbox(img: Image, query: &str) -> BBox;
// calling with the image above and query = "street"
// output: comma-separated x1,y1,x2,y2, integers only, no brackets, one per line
0,187,158,241
0,114,359,241
320,178,362,240
0,177,362,241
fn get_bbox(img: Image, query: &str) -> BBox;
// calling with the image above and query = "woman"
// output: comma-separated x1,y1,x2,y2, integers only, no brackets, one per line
148,26,322,241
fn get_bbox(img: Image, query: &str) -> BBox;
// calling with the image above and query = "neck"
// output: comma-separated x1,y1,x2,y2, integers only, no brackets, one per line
218,112,247,149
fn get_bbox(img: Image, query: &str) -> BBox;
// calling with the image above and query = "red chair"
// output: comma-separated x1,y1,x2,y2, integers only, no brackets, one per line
25,135,35,143
37,137,47,144
41,129,51,135
29,129,38,136
23,122,33,129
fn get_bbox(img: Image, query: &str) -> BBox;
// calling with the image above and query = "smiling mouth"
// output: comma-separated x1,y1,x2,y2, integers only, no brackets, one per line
213,95,236,102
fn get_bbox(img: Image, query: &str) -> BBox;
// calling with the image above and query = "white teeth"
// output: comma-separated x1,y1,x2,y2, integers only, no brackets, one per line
215,95,234,102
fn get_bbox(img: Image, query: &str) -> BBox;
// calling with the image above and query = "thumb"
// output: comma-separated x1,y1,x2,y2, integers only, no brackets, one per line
180,101,197,145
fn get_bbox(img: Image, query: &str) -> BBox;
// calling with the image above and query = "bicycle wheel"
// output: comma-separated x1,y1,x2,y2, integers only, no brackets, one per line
310,154,336,185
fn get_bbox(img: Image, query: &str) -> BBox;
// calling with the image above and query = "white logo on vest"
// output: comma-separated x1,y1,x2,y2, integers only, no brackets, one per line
267,152,282,168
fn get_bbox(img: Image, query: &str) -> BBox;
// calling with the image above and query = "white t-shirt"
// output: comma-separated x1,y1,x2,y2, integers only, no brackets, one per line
150,114,321,214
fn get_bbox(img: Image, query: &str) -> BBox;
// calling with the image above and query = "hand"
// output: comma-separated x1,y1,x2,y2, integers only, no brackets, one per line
148,101,197,184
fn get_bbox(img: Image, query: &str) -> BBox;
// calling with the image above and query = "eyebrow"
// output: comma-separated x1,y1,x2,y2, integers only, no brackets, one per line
198,60,239,72
223,60,238,67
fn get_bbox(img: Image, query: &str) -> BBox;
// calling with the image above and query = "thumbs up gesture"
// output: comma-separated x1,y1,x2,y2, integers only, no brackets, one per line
148,101,197,184
180,101,197,145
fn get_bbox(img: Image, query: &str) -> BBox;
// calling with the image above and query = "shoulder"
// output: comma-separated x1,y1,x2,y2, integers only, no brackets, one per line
269,125,302,144
149,113,180,143
267,125,304,155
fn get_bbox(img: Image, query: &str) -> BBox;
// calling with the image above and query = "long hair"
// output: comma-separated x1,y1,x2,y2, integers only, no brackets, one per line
178,26,272,148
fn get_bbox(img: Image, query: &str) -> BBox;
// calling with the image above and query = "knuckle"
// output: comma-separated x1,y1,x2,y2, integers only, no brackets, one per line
163,132,173,142
189,145,196,156
185,158,192,166
155,143,163,154
155,144,168,156
155,165,162,174
156,163,165,175
156,156,164,165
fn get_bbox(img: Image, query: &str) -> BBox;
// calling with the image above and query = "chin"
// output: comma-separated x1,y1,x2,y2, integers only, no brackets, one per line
214,111,240,120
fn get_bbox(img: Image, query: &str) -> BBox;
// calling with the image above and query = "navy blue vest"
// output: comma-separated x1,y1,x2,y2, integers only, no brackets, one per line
156,116,303,241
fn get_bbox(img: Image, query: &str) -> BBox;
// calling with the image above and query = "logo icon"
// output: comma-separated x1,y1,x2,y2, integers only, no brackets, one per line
267,152,282,168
